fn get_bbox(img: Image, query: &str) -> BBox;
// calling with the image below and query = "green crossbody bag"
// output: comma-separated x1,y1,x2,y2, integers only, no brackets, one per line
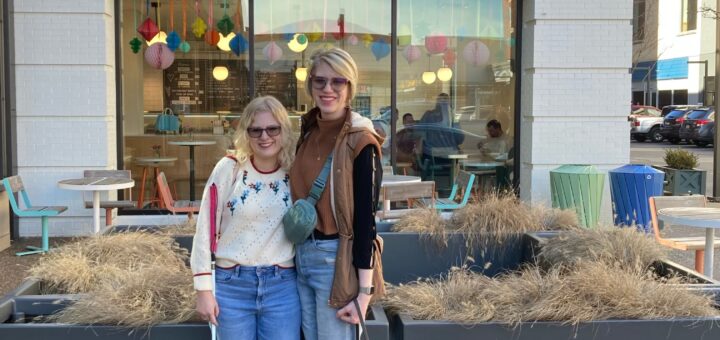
283,154,333,244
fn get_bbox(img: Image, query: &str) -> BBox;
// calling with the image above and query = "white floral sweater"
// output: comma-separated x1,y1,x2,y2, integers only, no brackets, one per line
191,156,293,291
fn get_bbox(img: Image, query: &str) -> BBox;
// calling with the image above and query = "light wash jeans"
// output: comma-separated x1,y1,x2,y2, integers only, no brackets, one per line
295,238,356,340
214,265,300,340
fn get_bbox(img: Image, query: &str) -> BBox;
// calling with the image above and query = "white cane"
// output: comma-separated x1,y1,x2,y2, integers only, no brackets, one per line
210,255,217,340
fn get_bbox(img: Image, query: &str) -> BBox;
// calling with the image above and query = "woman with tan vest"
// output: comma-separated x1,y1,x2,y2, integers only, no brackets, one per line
289,48,385,339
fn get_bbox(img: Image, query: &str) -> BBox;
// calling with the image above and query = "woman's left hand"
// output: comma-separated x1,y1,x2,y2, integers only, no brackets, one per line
336,293,372,324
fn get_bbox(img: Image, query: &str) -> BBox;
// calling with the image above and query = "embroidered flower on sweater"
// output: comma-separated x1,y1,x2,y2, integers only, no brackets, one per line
249,181,263,194
240,189,249,204
282,192,289,207
269,181,280,194
283,174,290,186
242,170,248,185
227,198,238,215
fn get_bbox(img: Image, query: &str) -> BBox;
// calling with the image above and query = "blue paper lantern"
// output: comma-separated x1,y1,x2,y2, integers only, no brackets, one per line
283,32,295,42
230,33,249,56
166,31,182,51
371,40,390,61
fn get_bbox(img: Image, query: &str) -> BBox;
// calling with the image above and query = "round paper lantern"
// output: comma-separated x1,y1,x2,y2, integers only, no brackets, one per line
443,48,457,65
437,67,453,82
205,29,220,46
347,35,359,46
288,33,308,53
192,17,207,38
371,40,390,61
213,66,229,81
425,34,448,54
403,45,422,64
230,34,248,55
179,41,191,53
422,71,436,84
166,31,182,51
217,32,236,52
263,41,283,65
463,40,490,66
145,43,175,70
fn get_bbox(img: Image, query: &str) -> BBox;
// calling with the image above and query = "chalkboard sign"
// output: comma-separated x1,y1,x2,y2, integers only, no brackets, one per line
255,69,297,109
163,59,250,113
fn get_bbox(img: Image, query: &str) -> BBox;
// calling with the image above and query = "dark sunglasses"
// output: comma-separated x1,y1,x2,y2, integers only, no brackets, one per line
247,126,281,138
310,76,349,91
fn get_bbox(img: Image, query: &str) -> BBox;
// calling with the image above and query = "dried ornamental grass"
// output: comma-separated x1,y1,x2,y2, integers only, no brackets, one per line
537,227,667,271
49,265,197,327
158,217,197,235
532,206,580,231
391,207,449,248
27,232,188,294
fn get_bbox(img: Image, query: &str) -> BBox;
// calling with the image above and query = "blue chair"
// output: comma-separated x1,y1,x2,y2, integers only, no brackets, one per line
1,176,67,256
422,170,475,210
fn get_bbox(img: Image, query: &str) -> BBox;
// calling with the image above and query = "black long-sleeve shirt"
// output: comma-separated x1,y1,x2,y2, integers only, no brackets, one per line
352,145,383,269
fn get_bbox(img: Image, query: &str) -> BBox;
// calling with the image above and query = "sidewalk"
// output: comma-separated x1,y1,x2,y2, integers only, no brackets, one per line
0,237,76,296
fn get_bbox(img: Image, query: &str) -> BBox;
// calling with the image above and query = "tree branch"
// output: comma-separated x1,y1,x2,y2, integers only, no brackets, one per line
700,6,719,20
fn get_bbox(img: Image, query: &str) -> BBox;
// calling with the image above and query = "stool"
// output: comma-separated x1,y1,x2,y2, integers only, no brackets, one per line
135,157,177,209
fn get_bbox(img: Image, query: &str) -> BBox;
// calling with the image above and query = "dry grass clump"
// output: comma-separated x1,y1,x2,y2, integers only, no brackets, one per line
383,267,494,324
452,191,537,238
537,227,667,271
28,232,188,294
157,217,197,235
49,265,196,327
391,207,449,248
532,206,580,231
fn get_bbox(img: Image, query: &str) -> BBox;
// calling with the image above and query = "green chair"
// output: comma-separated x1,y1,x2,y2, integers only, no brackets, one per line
1,176,67,256
421,170,475,210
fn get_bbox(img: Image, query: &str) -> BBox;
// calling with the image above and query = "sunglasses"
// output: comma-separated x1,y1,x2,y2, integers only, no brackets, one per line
310,76,349,92
247,126,282,138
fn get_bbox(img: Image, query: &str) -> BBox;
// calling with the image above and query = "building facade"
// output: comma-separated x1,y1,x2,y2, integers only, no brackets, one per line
3,0,631,236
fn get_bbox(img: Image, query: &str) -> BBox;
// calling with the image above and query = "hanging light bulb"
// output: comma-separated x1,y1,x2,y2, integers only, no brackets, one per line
295,67,308,81
213,66,229,81
217,32,236,52
288,33,309,53
437,67,453,82
422,71,437,84
147,31,168,45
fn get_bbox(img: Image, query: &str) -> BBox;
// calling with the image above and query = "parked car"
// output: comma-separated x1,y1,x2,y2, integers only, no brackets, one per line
679,107,715,146
660,104,698,117
688,110,716,147
629,106,664,142
659,107,696,144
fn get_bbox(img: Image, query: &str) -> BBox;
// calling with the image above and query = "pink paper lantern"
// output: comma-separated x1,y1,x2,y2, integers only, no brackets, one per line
425,34,448,55
443,48,457,65
403,45,422,64
463,40,490,67
347,35,359,46
263,41,283,65
145,43,175,70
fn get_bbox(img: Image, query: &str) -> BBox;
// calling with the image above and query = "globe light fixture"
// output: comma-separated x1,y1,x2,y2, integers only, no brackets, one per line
217,32,236,52
288,33,309,53
213,66,229,81
147,31,168,46
295,67,308,81
437,67,453,82
422,71,437,84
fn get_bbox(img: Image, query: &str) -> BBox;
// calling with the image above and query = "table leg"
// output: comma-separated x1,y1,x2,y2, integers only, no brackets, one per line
189,145,196,201
93,191,101,234
705,228,714,278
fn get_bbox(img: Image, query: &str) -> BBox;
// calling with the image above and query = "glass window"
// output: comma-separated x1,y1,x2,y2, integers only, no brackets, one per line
687,110,711,119
633,0,645,42
681,0,697,32
665,110,687,119
395,0,517,194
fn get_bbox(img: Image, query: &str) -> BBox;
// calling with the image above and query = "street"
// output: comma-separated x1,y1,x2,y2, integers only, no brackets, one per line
630,140,719,280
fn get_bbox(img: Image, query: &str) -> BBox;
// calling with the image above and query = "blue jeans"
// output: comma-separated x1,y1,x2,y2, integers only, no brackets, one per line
214,265,300,340
295,238,355,340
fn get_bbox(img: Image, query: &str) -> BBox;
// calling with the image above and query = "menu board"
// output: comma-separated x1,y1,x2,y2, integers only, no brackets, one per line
163,59,250,113
163,59,297,113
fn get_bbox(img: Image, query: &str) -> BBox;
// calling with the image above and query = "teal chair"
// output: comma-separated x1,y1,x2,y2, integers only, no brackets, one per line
1,176,67,256
421,170,475,210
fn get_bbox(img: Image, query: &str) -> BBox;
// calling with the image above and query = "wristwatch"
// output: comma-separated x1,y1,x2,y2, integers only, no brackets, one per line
358,285,375,295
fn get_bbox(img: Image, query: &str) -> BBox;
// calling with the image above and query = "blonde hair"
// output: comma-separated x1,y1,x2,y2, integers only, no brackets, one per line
304,47,358,105
232,96,296,170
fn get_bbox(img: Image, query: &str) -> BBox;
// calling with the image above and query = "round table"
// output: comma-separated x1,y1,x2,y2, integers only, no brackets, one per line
168,140,216,201
657,207,720,277
134,156,178,208
58,177,134,234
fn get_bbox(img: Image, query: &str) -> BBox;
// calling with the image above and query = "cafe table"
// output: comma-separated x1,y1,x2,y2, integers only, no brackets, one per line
381,174,422,212
657,207,720,277
58,177,134,234
168,140,216,201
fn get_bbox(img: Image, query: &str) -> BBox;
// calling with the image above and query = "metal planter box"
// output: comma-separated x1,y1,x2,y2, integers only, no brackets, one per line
653,166,707,196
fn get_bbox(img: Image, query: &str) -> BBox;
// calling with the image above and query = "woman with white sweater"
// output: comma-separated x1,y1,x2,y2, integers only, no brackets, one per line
191,96,299,340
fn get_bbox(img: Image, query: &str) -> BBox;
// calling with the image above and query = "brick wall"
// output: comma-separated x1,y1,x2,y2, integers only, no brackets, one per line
14,0,116,236
520,0,632,223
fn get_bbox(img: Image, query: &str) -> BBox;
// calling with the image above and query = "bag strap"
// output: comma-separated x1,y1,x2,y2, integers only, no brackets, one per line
306,154,333,205
211,156,241,254
353,299,370,340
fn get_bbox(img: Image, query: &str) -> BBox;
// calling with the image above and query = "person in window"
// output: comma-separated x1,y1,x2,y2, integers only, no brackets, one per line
477,119,511,160
418,93,465,181
191,96,300,340
289,47,385,340
396,113,419,173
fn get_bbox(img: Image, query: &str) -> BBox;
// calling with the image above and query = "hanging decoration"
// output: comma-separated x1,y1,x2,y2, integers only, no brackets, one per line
230,33,249,55
263,41,283,65
307,22,322,42
217,32,236,51
217,0,234,35
347,35,359,46
138,17,160,42
332,12,345,40
288,33,308,53
437,66,453,81
165,0,181,51
179,0,191,53
425,34,448,54
283,32,295,42
346,0,358,46
129,0,142,53
145,43,175,69
362,33,373,48
398,25,411,46
204,0,220,46
371,39,390,61
403,45,422,64
191,0,207,38
443,48,457,65
463,40,490,66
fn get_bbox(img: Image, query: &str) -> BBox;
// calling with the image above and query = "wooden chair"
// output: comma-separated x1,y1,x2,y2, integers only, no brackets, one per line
1,176,67,256
157,172,200,217
377,181,435,221
83,170,135,226
422,170,475,210
649,195,720,273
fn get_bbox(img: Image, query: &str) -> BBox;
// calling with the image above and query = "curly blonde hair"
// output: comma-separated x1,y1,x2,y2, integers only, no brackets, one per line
231,96,296,170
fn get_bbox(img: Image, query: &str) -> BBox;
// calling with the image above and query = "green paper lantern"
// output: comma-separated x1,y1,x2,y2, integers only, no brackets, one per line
179,41,191,53
129,37,142,54
217,15,235,35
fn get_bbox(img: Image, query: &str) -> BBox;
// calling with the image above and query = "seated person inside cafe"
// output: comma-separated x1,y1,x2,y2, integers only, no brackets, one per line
477,119,510,161
396,113,419,173
419,93,465,180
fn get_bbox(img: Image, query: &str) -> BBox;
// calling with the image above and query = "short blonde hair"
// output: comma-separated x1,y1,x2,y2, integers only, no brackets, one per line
305,47,358,105
232,96,296,170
